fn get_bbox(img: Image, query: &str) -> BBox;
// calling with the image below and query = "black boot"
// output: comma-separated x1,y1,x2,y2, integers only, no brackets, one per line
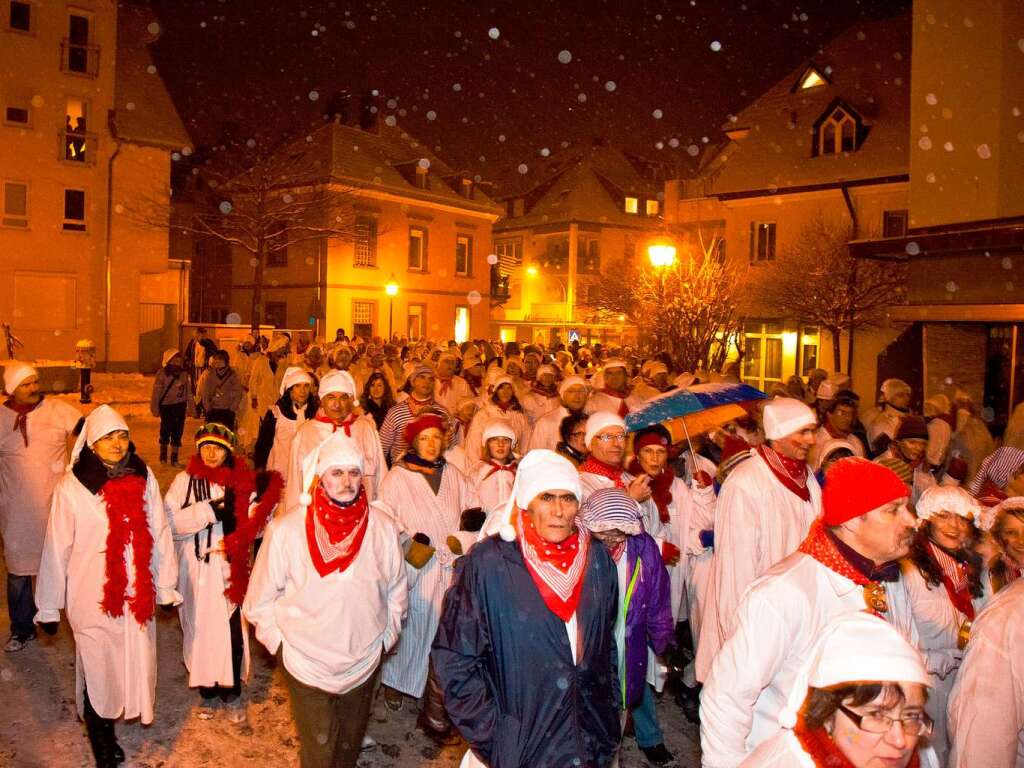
170,447,180,467
674,682,701,724
83,692,118,768
159,443,168,463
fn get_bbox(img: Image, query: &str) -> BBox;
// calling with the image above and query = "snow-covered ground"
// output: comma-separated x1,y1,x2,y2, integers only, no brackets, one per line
1,380,702,767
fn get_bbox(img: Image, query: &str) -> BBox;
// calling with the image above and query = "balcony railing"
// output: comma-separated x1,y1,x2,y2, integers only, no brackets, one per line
59,130,97,165
60,40,100,77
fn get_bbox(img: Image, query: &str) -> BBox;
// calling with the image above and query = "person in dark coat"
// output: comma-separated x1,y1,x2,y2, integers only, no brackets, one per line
432,449,621,768
196,350,243,430
579,487,676,766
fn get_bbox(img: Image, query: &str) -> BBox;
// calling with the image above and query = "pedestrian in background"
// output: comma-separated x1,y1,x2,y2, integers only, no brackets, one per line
150,349,192,467
196,350,243,430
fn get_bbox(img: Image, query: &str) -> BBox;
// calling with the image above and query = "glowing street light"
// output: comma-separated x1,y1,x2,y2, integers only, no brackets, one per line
525,265,539,277
647,243,677,268
384,275,399,340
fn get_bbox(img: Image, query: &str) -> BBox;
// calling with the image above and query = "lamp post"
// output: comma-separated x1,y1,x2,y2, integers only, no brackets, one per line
385,275,399,341
647,243,677,352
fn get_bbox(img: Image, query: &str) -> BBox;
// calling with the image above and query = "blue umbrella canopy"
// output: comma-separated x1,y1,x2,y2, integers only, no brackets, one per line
625,382,767,433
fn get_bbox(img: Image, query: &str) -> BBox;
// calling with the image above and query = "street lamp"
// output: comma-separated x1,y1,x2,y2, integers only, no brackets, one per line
647,243,677,268
384,275,399,341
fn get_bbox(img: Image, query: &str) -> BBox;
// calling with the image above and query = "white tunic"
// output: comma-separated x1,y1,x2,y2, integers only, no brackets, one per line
699,553,919,768
524,405,570,452
35,468,180,723
901,559,990,765
474,462,516,518
697,451,821,682
287,415,387,511
948,577,1024,767
264,402,310,480
246,355,278,422
738,730,814,768
243,504,407,695
0,397,81,575
585,390,646,416
463,404,531,467
522,389,561,425
164,471,253,689
377,463,479,697
434,375,475,415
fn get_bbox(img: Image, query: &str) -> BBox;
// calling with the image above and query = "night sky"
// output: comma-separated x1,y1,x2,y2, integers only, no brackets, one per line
148,0,909,192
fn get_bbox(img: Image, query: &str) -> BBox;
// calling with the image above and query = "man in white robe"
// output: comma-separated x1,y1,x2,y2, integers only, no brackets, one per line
0,362,82,651
524,375,589,452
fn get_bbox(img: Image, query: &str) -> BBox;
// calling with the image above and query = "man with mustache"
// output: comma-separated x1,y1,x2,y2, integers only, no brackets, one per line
699,458,921,768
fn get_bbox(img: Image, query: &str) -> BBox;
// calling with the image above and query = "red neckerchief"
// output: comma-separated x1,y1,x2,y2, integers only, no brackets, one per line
602,387,631,417
799,521,888,615
305,484,370,577
794,716,920,768
579,456,625,489
315,412,358,437
437,377,453,397
483,459,517,479
757,444,810,501
926,541,975,620
3,398,42,448
185,455,283,604
100,475,156,627
627,457,673,523
517,508,589,622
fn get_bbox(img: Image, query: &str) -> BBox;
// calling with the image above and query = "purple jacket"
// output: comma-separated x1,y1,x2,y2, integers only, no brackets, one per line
621,532,676,709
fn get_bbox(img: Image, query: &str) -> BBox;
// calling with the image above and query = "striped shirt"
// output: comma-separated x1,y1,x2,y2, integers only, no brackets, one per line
966,446,1024,497
379,399,454,465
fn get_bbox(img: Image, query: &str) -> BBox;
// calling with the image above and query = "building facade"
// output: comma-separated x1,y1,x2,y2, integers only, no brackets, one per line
0,1,189,370
218,118,501,344
666,15,911,401
850,0,1024,432
489,142,667,347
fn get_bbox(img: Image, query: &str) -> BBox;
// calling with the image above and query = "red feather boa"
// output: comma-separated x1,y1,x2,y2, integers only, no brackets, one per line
100,475,156,626
185,455,283,605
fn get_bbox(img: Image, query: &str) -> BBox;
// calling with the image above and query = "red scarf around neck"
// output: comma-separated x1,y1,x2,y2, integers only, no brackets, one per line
794,716,920,768
100,475,156,626
602,387,631,417
436,377,453,397
627,457,673,522
757,444,810,501
305,484,370,577
483,459,517,480
4,398,42,448
186,455,284,604
799,521,888,615
579,456,625,489
927,541,975,620
517,508,589,622
315,412,358,437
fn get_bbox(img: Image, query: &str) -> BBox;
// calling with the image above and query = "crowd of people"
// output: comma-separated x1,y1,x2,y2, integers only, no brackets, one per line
2,328,1024,768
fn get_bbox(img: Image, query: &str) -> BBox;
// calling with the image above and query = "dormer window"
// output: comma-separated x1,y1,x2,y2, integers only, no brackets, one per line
624,196,639,214
461,178,474,198
414,165,429,189
813,101,863,156
646,199,660,216
796,65,829,91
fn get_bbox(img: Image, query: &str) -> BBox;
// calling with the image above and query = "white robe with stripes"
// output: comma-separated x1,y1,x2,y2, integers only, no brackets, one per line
377,463,479,697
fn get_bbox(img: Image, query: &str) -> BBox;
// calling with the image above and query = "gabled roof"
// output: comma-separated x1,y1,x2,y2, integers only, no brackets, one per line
692,13,911,198
113,6,190,150
268,120,502,217
494,143,666,230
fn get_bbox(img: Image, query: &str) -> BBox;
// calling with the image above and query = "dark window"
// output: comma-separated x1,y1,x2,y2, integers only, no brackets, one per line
66,14,91,74
578,238,600,274
408,225,428,270
9,1,30,31
882,210,909,238
749,222,776,262
264,301,287,328
540,235,569,272
455,234,472,275
63,189,86,231
2,181,28,227
266,220,288,266
715,238,727,264
354,216,377,266
4,105,28,124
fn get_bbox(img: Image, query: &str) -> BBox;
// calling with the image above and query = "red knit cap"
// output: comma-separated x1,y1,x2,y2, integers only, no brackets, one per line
822,457,909,526
403,413,445,444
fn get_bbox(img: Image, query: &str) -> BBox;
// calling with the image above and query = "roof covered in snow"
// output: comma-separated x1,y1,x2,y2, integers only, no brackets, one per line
691,13,911,198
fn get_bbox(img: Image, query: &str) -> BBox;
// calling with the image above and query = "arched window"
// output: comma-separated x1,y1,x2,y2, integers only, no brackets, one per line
814,103,861,156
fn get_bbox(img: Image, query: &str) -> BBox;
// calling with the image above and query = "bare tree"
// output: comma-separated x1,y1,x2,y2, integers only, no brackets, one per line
132,127,366,334
755,215,907,373
588,234,744,372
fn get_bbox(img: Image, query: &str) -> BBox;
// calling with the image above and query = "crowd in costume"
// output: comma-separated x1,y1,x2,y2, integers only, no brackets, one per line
2,335,1024,768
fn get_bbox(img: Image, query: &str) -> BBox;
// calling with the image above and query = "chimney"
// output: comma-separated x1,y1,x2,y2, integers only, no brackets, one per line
359,91,381,133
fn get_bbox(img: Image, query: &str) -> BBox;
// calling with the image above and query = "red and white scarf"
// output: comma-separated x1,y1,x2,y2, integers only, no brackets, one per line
305,484,370,577
517,508,589,622
578,456,626,489
928,541,975,620
757,444,810,501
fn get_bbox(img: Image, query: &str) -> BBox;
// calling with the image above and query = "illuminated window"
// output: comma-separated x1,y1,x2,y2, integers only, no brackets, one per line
352,299,375,338
455,234,472,276
63,98,90,163
454,306,470,344
646,199,660,216
353,216,377,266
408,225,428,271
798,67,828,90
815,104,860,156
749,222,776,262
624,196,638,214
407,304,425,339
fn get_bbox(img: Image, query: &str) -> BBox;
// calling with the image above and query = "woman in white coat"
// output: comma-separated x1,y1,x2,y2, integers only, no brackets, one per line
900,485,989,765
463,376,531,464
740,612,934,768
164,422,283,712
473,421,518,519
35,405,181,768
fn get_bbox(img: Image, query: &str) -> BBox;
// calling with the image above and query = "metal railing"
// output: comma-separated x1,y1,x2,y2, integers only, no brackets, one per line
59,130,97,164
60,40,100,77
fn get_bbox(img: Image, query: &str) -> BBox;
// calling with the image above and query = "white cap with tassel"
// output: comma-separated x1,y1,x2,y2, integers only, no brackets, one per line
297,431,365,508
482,449,582,543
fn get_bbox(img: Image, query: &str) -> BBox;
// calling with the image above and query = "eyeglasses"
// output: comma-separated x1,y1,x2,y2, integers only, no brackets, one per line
595,433,627,444
837,704,933,737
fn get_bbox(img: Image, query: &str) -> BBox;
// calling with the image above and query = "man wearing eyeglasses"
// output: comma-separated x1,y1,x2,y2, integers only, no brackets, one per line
699,458,921,768
577,412,652,503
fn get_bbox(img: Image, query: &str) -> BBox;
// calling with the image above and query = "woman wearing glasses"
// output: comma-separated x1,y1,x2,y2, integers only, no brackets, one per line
741,611,934,768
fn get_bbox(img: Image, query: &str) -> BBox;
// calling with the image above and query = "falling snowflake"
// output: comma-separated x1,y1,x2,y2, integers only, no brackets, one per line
467,291,482,305
488,27,500,39
487,254,498,265
147,21,161,35
918,136,933,150
945,281,958,292
146,64,157,75
710,40,722,52
517,163,529,174
558,50,573,64
308,90,319,101
577,93,587,103
977,144,992,159
605,81,616,92
687,144,700,156
418,158,430,169
384,115,397,126
926,93,938,105
905,241,920,256
943,141,954,151
540,147,550,156
1002,257,1014,270
219,201,232,214
426,110,437,121
652,109,663,119
453,83,462,92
